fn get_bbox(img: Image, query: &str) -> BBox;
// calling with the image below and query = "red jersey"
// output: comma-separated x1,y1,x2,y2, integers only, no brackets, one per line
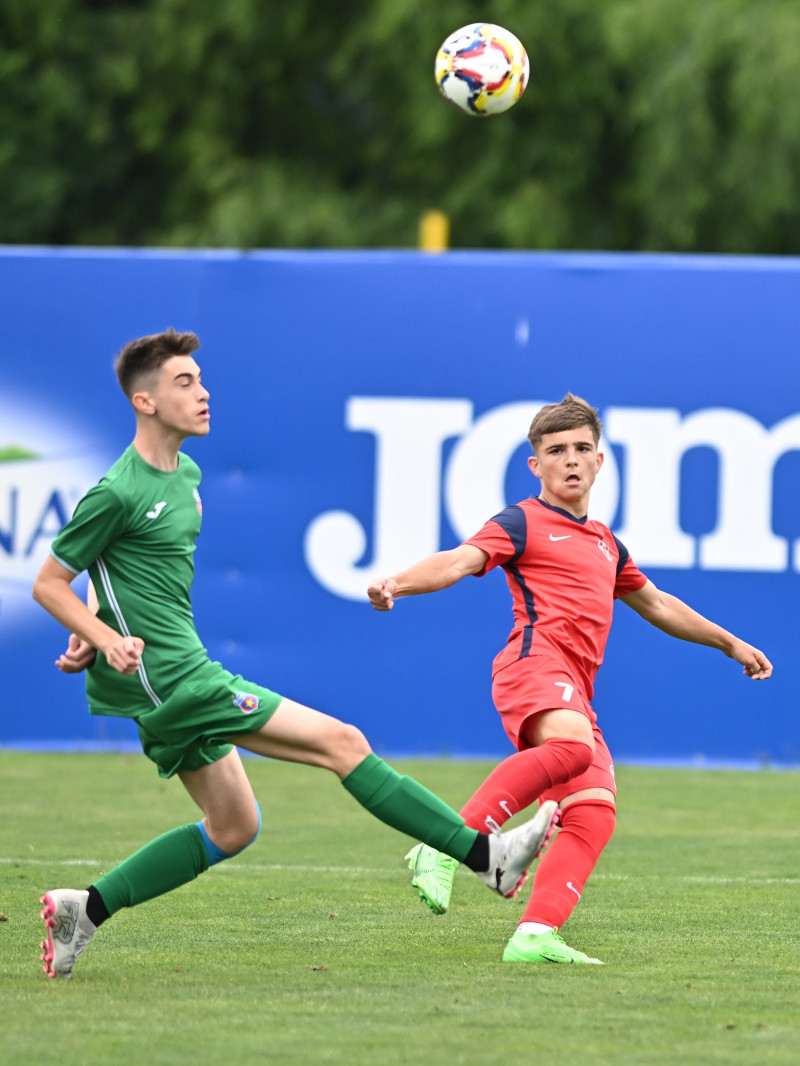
464,496,647,701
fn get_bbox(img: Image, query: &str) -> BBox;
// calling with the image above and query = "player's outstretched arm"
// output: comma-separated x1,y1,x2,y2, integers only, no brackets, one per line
621,580,773,680
33,557,145,676
367,544,488,611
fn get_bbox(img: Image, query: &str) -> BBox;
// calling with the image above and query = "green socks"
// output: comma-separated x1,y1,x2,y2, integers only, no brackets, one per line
92,824,209,916
91,756,484,919
341,753,479,863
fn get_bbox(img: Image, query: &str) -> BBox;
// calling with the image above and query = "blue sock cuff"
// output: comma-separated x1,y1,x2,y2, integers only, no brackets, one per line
237,800,262,853
249,800,262,848
195,800,261,866
196,820,233,867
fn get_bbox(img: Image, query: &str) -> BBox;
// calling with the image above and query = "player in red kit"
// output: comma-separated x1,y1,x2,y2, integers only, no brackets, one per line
367,393,772,964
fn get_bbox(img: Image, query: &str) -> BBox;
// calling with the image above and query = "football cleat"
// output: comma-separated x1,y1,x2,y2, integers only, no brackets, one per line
40,889,97,979
502,926,604,964
405,844,459,915
478,800,559,898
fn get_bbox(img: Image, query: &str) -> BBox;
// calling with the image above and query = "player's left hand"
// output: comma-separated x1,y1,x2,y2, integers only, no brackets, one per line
55,632,98,673
729,641,773,680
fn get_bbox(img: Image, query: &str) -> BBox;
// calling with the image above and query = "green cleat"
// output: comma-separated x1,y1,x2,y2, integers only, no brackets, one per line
502,927,604,965
405,801,560,915
405,844,459,915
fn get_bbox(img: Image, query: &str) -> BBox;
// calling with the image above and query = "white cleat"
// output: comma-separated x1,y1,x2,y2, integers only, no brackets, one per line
476,800,560,898
40,889,97,979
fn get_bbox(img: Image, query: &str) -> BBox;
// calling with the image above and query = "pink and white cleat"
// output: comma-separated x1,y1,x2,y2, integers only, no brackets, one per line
40,889,97,979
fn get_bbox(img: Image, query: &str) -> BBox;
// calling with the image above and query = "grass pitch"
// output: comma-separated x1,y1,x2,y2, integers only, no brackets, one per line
1,752,798,1066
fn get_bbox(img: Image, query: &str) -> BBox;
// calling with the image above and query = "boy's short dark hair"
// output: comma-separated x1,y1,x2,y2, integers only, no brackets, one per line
114,328,200,398
528,393,604,454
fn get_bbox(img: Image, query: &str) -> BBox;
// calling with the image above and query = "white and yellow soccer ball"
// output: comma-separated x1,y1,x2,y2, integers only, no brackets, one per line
435,23,529,117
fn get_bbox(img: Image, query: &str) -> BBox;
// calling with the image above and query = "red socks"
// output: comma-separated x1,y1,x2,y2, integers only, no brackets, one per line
522,799,616,927
459,738,593,831
455,740,613,929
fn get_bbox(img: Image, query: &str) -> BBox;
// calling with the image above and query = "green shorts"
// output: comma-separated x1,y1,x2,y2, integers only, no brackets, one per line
135,659,283,778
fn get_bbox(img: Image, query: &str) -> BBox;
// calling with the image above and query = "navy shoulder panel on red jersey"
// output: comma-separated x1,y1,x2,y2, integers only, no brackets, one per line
611,532,630,575
488,504,528,562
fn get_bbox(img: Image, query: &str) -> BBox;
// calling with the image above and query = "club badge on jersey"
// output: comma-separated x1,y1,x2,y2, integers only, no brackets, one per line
233,692,259,714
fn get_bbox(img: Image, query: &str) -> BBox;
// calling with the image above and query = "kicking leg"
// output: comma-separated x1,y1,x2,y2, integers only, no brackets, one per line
234,698,553,894
234,697,483,860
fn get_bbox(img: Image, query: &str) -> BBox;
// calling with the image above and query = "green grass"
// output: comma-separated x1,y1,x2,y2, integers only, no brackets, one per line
1,752,798,1065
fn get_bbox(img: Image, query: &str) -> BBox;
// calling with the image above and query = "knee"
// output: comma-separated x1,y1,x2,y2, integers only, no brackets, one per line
199,800,262,863
324,720,372,775
232,800,262,853
227,801,262,854
542,736,594,778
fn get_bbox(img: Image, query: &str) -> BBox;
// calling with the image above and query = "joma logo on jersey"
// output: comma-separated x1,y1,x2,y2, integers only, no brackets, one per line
304,397,800,600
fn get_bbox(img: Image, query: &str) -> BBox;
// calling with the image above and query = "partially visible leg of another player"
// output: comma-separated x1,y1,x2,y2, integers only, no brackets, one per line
40,698,554,978
406,706,615,964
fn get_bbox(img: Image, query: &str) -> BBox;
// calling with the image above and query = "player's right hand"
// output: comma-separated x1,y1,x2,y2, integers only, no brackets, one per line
104,635,145,674
55,632,97,673
367,578,398,611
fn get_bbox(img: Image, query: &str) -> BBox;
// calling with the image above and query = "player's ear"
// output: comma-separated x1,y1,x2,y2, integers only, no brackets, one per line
528,454,540,477
596,450,604,472
131,390,156,416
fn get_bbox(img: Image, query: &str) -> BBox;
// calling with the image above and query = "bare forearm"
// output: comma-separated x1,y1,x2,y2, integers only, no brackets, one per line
641,593,738,652
390,551,472,598
33,576,118,654
368,544,487,611
626,584,772,678
34,557,145,675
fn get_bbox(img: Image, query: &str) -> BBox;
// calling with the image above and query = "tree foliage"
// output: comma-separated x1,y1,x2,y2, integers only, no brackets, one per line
1,0,800,252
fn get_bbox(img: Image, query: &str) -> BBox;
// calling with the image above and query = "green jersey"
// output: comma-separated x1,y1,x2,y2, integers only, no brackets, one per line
50,444,209,717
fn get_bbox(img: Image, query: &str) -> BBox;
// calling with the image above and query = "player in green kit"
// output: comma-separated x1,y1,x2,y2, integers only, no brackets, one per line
32,328,558,979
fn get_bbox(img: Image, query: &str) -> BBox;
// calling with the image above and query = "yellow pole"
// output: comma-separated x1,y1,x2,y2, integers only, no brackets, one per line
418,210,450,253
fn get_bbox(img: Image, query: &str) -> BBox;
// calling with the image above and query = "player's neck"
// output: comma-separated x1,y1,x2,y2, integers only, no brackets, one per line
538,488,589,520
132,424,185,472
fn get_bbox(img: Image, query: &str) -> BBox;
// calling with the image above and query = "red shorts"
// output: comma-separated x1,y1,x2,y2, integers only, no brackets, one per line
491,654,616,801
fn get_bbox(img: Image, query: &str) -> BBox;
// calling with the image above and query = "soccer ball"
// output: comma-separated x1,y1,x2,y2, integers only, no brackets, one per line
435,23,529,117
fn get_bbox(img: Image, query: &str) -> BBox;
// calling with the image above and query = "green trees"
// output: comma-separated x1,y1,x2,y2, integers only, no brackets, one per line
2,0,799,251
608,0,800,252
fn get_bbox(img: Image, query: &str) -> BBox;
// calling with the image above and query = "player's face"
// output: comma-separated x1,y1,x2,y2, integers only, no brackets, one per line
528,427,603,517
145,356,211,438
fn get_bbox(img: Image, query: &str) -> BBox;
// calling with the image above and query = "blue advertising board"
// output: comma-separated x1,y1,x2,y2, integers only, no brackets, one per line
0,247,797,765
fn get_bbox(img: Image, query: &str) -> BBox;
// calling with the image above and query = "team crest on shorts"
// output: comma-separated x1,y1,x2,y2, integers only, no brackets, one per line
233,691,259,714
